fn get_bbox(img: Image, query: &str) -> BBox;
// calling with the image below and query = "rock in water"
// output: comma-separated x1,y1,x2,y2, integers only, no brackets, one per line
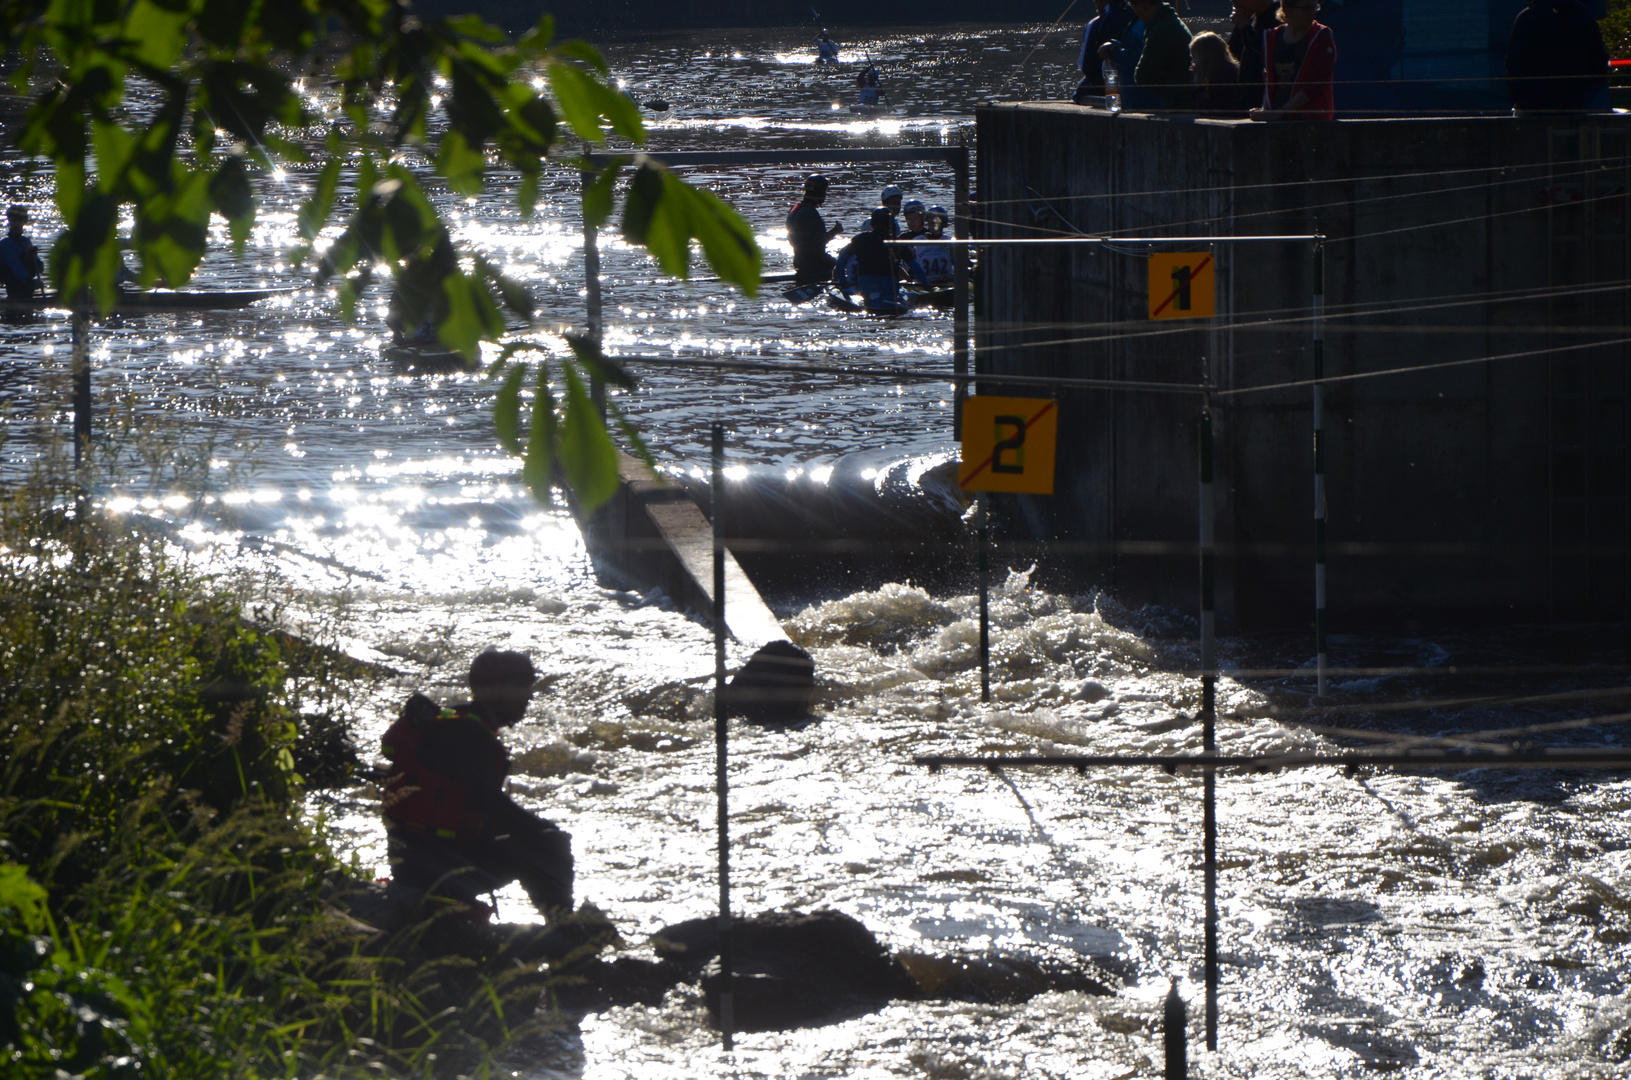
654,908,918,1031
725,640,816,727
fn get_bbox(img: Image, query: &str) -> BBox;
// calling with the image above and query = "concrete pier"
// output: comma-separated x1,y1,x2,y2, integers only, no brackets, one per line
976,105,1630,629
579,452,787,647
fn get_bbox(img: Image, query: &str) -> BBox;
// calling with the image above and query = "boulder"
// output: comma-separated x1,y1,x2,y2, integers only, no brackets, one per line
725,640,816,727
654,908,918,1031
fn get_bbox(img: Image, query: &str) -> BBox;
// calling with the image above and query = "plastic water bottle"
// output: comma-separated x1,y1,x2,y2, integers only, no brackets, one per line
1102,61,1121,114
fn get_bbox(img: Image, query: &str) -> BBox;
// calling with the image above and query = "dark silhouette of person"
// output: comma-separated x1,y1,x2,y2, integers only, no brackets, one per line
1506,0,1609,112
1229,0,1280,108
0,205,46,300
786,174,842,285
1074,0,1139,103
381,649,574,920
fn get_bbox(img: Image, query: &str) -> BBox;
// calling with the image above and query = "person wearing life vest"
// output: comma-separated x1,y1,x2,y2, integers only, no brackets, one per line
0,205,46,300
381,649,573,917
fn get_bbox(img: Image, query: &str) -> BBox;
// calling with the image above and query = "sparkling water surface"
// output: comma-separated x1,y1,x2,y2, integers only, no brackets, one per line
3,23,1631,1079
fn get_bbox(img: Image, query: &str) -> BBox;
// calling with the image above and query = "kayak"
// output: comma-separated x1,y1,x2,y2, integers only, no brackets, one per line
385,342,477,374
0,288,293,312
849,103,892,116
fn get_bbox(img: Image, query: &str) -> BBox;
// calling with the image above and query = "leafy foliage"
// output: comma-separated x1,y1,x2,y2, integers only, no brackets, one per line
4,0,762,510
1606,0,1631,59
0,455,554,1077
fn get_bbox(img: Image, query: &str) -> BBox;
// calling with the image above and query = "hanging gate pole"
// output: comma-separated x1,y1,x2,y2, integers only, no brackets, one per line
72,307,90,469
953,144,971,440
711,423,734,1049
1199,406,1218,1051
978,489,991,703
1312,237,1328,699
583,171,605,411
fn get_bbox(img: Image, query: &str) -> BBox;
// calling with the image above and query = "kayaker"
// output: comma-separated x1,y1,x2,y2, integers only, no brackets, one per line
834,207,905,314
0,205,46,300
816,29,839,63
880,184,905,238
857,65,882,107
787,174,843,285
911,205,956,287
381,649,575,921
898,199,928,279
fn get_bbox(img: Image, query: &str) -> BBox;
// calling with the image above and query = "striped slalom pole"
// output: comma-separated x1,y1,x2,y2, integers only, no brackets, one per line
1312,238,1328,700
711,423,734,1050
1199,406,1218,1051
978,490,991,703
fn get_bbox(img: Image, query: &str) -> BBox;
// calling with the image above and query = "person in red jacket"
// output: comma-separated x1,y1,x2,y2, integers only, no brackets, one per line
381,649,573,919
1249,0,1336,121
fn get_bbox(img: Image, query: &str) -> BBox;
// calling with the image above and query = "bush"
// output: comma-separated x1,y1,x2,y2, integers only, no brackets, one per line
0,450,548,1077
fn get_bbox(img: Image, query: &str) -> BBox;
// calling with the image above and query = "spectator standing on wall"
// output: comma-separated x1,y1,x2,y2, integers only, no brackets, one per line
1074,0,1139,103
1506,0,1609,112
1097,17,1150,108
1250,0,1337,120
1191,31,1248,115
1127,0,1195,110
1229,0,1280,107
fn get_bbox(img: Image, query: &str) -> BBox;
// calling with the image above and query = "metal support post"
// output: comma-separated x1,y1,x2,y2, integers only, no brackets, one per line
1199,406,1217,1050
583,171,605,413
1312,237,1327,700
72,308,90,469
978,489,991,703
711,422,734,1049
953,145,970,440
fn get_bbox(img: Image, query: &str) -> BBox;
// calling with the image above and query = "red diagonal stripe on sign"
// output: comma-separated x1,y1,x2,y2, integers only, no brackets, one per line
960,400,1057,488
1150,254,1212,318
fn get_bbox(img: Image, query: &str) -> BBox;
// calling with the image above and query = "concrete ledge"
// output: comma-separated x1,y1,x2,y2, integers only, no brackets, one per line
578,452,786,648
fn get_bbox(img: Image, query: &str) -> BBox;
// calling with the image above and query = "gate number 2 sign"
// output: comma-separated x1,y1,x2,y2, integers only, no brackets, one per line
959,396,1058,495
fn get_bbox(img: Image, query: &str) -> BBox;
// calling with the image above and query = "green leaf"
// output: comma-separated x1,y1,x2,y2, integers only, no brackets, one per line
557,362,620,510
547,61,643,144
209,156,255,254
521,364,558,501
0,864,50,934
582,162,621,230
441,13,507,42
437,271,502,360
435,130,485,196
125,0,189,71
493,362,527,455
298,159,340,243
621,164,760,293
552,39,609,75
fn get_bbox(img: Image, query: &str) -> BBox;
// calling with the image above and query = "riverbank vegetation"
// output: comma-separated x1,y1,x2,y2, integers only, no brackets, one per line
0,446,553,1077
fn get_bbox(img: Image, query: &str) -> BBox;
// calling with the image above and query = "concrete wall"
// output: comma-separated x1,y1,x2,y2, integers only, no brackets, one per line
976,104,1631,629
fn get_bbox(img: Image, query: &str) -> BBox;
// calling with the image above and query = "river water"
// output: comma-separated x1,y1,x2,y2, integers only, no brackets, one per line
5,21,1631,1079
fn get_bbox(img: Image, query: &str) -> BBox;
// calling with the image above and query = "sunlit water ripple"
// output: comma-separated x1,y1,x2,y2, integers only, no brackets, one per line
3,22,1630,1078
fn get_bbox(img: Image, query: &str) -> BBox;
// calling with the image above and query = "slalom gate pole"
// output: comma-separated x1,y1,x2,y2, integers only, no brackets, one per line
72,307,90,469
1200,406,1218,1051
711,422,734,1049
953,145,971,440
978,490,991,703
1313,237,1327,700
583,172,605,413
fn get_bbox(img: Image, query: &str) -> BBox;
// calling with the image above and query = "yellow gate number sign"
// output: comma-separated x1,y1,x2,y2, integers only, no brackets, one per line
959,396,1058,495
1148,252,1215,320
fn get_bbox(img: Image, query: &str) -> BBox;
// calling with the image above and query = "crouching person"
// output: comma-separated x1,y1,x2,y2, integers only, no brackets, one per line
382,649,573,921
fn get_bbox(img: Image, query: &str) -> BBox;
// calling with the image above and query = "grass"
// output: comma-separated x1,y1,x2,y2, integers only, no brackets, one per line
0,435,556,1077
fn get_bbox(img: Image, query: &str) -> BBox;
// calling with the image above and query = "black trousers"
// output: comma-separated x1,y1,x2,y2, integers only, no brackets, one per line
388,797,574,916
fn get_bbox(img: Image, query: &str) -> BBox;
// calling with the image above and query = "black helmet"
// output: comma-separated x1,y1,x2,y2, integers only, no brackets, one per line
804,173,830,193
869,207,893,230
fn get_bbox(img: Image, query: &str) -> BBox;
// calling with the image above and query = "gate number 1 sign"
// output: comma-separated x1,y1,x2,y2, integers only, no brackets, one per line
1148,252,1215,320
